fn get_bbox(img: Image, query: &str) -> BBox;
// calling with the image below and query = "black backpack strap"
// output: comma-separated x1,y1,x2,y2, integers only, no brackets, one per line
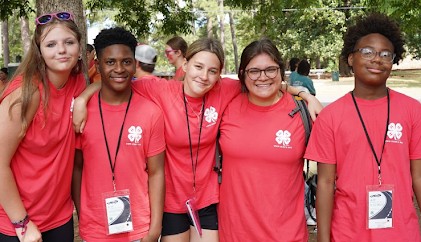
289,95,313,180
289,95,312,146
213,131,223,184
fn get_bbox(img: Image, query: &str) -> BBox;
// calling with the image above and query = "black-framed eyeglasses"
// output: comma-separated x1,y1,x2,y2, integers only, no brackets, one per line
245,66,280,81
35,12,74,26
352,47,395,63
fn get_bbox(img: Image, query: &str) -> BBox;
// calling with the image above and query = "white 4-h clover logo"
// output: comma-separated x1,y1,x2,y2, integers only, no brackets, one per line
204,106,218,123
387,123,402,140
128,126,142,143
275,130,291,145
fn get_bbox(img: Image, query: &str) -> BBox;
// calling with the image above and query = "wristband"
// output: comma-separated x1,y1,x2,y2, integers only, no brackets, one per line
12,214,29,235
296,90,306,97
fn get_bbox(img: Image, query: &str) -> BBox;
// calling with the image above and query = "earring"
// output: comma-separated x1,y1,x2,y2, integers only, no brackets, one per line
78,55,82,60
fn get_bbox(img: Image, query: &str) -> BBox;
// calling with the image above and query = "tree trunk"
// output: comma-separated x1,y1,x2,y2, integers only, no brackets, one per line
20,17,31,57
36,0,88,81
218,0,226,74
228,11,238,72
2,20,10,68
339,0,352,77
207,16,213,38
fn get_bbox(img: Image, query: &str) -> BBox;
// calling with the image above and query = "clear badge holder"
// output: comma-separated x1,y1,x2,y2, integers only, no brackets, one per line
186,197,202,237
366,184,394,229
103,189,133,235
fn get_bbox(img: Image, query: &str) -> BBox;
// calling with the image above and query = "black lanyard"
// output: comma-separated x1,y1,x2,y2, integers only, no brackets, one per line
98,91,133,192
182,86,205,192
351,89,390,185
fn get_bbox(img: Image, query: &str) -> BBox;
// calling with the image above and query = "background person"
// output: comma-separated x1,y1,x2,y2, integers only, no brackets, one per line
0,11,86,242
87,43,101,83
218,39,308,242
0,67,8,91
165,36,188,81
291,59,316,96
288,57,299,84
305,13,421,242
134,44,158,79
72,27,165,242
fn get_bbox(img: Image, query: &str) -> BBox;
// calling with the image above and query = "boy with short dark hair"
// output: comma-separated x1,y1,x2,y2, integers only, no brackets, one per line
72,27,165,242
305,13,421,242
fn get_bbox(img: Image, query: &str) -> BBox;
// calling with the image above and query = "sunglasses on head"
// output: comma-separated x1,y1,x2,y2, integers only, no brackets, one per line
35,12,74,26
165,49,177,55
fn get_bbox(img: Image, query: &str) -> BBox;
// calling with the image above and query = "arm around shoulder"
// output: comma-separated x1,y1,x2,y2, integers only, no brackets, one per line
298,90,323,121
72,82,101,133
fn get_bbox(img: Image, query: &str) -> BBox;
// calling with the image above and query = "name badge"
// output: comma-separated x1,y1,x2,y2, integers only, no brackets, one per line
186,197,202,237
103,189,133,235
366,184,394,229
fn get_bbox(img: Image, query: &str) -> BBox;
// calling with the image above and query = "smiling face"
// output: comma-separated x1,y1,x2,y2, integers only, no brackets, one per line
97,44,136,98
182,51,221,97
348,33,394,90
244,53,283,106
39,24,80,77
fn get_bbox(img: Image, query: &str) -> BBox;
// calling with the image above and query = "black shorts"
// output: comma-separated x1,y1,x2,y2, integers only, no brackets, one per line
161,204,218,236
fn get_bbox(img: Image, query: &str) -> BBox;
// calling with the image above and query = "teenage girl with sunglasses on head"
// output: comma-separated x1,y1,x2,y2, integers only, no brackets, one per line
0,11,86,242
73,37,322,242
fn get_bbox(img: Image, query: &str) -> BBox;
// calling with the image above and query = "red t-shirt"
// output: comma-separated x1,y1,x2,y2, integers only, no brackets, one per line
132,77,240,213
218,93,309,242
0,74,86,235
305,90,421,242
77,90,165,241
173,66,185,81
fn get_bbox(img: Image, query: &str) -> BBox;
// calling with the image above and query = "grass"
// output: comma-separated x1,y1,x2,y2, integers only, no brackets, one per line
388,69,421,87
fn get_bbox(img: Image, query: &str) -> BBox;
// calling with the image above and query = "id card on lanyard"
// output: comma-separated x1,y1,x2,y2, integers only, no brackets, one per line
98,91,134,235
366,184,394,229
183,87,205,237
352,90,394,229
103,189,133,234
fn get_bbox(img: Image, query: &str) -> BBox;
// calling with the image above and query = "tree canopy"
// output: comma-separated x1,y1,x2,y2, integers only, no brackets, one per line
1,0,420,71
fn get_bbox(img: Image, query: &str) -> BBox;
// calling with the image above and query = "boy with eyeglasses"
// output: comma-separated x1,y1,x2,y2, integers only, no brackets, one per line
305,13,421,242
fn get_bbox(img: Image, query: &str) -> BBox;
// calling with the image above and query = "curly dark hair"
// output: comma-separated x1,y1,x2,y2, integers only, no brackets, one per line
94,27,137,59
341,13,405,65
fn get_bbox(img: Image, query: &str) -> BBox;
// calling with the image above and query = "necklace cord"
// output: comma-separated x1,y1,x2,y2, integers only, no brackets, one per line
351,89,390,185
182,86,205,191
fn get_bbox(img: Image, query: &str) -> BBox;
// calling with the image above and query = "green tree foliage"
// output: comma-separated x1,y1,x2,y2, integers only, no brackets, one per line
0,0,33,21
226,0,421,71
365,0,421,58
85,0,195,38
227,0,347,69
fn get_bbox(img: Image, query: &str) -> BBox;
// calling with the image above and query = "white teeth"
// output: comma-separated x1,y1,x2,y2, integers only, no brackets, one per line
256,84,270,87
